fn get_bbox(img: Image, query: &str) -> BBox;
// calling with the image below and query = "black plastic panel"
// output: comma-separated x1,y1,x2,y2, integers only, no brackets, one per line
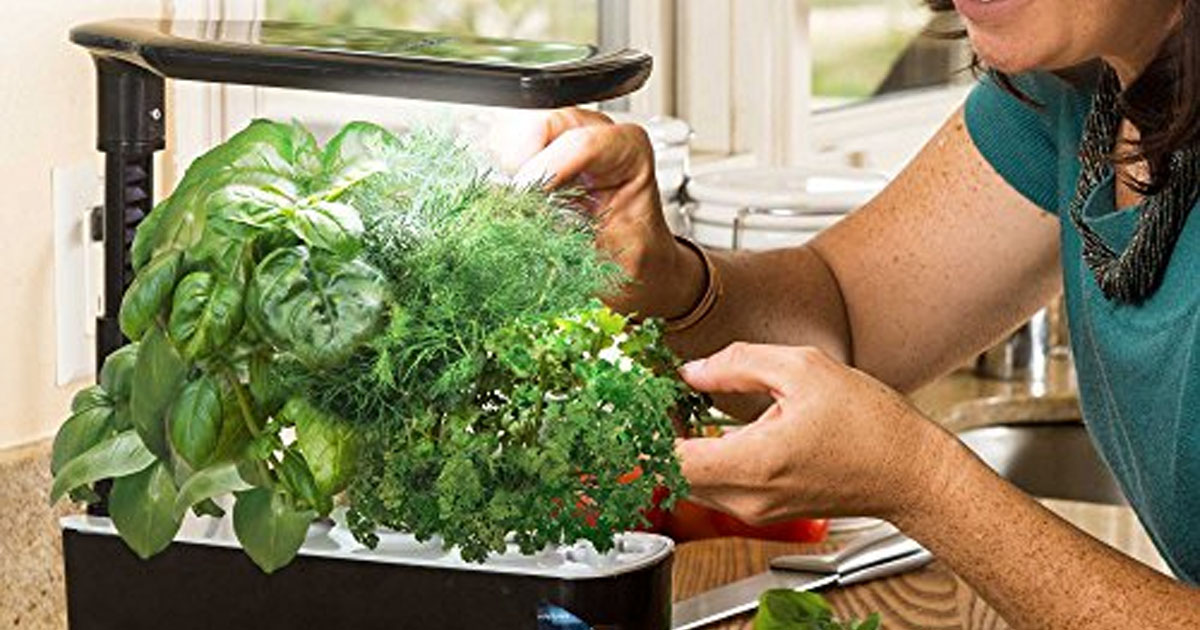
63,529,673,629
71,19,651,108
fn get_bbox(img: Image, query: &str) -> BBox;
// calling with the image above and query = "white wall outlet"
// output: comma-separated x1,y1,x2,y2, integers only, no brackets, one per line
53,161,103,386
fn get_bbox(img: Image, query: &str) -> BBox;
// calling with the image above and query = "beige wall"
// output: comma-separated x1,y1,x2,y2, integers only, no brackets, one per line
0,1,164,450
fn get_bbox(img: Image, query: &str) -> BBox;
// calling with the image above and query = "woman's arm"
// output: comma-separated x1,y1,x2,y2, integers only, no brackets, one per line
903,430,1200,628
501,108,1062,401
674,108,1064,392
677,343,1200,628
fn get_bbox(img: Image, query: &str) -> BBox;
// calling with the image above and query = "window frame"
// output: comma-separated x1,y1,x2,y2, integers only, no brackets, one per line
170,0,970,184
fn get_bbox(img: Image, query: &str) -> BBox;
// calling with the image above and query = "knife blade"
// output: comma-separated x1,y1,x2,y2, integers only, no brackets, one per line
671,569,838,630
671,529,933,629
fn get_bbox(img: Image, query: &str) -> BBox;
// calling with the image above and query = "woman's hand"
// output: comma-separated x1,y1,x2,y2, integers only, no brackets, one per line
677,342,953,523
494,108,703,319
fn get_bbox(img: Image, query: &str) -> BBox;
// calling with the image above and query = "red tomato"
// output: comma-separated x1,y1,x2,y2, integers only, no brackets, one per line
660,498,829,543
616,466,644,485
662,498,723,540
708,509,830,542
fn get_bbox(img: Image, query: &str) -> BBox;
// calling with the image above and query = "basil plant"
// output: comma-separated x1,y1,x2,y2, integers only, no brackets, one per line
50,121,390,572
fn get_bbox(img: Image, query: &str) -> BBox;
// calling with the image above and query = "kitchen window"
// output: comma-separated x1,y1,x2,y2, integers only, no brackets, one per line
166,0,973,184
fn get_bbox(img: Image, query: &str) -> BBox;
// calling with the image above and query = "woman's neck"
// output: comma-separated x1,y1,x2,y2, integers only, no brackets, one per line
1103,2,1181,88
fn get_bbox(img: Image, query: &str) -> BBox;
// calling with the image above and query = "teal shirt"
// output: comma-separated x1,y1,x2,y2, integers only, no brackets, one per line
964,70,1199,583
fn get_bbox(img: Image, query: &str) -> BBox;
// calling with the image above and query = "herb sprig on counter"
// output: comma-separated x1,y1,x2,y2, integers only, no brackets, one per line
755,591,881,630
49,119,700,571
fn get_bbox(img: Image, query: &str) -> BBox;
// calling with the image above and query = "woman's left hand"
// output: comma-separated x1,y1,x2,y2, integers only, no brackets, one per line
677,342,953,524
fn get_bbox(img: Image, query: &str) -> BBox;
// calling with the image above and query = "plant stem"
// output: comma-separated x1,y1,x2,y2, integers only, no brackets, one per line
225,371,263,439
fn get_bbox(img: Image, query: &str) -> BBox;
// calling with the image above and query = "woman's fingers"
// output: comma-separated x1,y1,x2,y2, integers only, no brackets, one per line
513,122,653,192
680,343,828,398
491,108,613,174
676,425,789,523
676,435,745,496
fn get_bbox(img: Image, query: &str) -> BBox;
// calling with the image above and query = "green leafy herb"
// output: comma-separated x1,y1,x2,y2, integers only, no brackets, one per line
755,591,882,630
50,119,704,572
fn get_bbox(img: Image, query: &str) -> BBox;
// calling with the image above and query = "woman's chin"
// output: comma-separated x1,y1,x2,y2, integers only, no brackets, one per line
967,29,1041,74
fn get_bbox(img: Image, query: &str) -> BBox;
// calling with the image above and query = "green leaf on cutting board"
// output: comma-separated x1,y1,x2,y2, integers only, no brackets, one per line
49,430,156,503
754,590,882,630
109,461,182,559
233,487,315,574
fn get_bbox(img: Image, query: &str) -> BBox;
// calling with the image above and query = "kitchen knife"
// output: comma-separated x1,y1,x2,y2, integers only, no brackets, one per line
671,528,933,630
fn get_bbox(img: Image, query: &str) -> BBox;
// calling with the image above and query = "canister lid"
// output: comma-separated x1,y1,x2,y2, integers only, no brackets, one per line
608,112,692,147
686,165,886,213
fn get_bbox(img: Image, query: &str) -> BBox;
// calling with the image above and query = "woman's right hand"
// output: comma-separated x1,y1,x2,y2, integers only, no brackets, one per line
493,108,703,319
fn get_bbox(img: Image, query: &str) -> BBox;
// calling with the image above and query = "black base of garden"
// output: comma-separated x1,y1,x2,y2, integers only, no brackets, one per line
62,525,673,629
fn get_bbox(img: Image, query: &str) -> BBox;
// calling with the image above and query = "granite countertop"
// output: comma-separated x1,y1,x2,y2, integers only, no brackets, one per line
909,353,1079,431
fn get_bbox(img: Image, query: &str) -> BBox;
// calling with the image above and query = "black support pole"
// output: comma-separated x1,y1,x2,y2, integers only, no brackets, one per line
94,56,164,376
90,56,164,516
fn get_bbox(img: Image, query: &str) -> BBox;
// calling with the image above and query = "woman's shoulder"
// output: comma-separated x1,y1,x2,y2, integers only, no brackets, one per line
962,65,1098,212
968,65,1097,128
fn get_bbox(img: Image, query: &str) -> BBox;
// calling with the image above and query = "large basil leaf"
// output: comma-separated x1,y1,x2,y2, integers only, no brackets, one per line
129,326,188,459
138,120,319,268
317,121,396,196
131,199,170,272
49,430,156,503
100,345,139,431
52,401,115,475
233,487,315,574
277,447,329,516
212,385,253,463
167,271,245,360
118,251,182,341
109,462,181,560
286,200,363,255
70,385,112,414
168,375,223,468
285,397,358,497
200,170,299,233
173,461,253,521
99,345,139,404
247,246,385,368
248,353,289,417
177,120,318,192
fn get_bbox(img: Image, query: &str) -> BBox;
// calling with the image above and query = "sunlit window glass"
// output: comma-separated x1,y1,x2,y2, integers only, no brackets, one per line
811,0,970,109
265,0,599,45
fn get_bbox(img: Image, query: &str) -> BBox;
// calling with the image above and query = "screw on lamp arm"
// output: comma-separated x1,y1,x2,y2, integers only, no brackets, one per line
93,56,164,376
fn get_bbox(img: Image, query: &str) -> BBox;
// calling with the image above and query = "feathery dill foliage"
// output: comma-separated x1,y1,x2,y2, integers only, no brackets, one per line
285,129,690,561
297,130,622,420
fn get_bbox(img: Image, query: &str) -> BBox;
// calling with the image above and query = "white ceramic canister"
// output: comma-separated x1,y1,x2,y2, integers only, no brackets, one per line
682,165,888,250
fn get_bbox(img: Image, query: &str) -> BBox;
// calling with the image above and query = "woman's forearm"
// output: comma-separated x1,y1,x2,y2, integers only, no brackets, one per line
897,431,1200,628
661,243,853,418
664,242,852,365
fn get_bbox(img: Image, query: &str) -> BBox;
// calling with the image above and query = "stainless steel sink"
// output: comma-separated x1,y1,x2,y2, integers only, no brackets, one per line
951,396,1126,506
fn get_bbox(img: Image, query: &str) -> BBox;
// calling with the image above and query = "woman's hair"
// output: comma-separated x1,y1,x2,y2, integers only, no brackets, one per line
926,0,1200,194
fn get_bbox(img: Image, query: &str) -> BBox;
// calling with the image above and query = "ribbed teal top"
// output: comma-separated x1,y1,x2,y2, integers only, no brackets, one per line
965,71,1199,583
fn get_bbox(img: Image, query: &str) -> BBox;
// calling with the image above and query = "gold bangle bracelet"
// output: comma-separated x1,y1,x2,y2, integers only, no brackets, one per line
665,236,722,333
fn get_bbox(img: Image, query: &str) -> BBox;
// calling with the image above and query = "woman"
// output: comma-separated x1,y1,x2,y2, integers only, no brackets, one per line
501,0,1200,625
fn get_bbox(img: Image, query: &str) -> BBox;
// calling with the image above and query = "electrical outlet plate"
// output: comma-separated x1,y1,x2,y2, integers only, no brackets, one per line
53,161,103,385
